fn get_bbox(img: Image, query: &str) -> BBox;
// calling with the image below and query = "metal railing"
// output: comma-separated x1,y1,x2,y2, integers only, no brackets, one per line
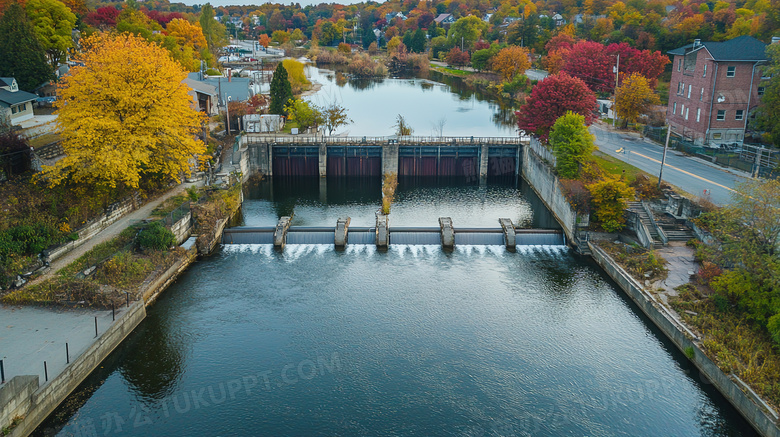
643,126,780,178
244,135,525,145
161,202,191,228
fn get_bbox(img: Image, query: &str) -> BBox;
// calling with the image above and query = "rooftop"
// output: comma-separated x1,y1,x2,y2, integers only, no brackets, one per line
668,35,767,62
0,88,37,106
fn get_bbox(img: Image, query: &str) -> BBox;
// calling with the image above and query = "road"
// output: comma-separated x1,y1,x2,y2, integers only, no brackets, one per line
589,122,750,205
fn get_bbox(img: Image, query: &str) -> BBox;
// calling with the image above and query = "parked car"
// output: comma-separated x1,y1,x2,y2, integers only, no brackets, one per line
36,96,57,106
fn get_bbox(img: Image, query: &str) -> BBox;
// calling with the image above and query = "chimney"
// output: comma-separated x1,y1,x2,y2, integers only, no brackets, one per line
772,36,780,44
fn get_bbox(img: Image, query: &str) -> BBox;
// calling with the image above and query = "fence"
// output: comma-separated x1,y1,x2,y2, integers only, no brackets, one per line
160,202,191,228
244,135,525,145
643,126,780,178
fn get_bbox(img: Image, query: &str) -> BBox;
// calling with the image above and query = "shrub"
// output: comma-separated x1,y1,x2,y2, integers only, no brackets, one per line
137,222,175,250
315,49,348,65
588,175,635,232
187,186,200,201
337,42,351,54
348,53,388,77
631,174,663,199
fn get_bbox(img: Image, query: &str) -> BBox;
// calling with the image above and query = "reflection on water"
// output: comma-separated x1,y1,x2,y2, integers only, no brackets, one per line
37,243,757,436
305,66,517,137
241,178,554,229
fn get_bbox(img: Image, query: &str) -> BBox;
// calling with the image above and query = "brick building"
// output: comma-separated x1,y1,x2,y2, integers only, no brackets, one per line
666,35,768,146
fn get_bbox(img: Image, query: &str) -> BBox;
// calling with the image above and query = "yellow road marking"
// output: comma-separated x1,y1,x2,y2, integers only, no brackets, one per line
630,151,735,193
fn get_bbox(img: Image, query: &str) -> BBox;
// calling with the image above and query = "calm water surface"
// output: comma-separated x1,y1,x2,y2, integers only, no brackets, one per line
304,67,516,137
37,182,756,436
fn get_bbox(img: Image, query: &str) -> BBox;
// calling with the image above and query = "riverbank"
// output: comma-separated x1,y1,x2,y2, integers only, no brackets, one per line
589,241,780,436
0,180,244,436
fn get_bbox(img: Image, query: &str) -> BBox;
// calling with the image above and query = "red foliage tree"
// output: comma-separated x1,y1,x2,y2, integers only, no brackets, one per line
446,47,471,67
561,40,614,93
515,72,597,140
144,10,185,27
474,39,490,51
624,50,670,88
545,33,576,53
83,6,120,28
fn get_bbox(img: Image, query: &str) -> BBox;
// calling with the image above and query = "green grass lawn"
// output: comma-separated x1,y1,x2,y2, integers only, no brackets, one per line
28,132,61,149
593,150,651,184
430,64,472,76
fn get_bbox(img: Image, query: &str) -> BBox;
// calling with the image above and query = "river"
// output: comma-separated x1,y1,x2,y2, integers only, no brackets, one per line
34,72,757,436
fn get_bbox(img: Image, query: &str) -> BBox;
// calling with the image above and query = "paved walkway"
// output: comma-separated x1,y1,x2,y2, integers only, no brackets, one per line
651,241,698,304
2,180,198,388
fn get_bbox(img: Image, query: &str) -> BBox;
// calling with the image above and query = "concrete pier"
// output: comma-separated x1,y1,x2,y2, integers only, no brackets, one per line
382,142,399,175
479,144,489,184
499,218,516,251
439,217,454,250
335,217,351,249
273,216,293,250
319,143,327,177
376,214,388,249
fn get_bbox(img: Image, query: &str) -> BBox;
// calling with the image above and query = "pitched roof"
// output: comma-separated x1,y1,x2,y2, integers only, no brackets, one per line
0,88,37,105
183,78,217,96
434,13,453,23
668,35,767,62
0,77,14,88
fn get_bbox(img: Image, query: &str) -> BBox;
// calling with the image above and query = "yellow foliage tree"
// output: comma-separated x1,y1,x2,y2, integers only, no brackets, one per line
167,18,208,51
492,45,531,81
44,33,206,189
282,58,309,95
615,72,660,125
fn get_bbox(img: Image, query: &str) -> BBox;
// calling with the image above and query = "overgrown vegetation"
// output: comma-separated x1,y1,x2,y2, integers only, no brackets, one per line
599,240,667,281
381,172,398,215
671,283,780,411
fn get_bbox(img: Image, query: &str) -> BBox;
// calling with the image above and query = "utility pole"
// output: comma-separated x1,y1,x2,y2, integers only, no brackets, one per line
225,95,231,136
613,53,619,128
658,125,672,189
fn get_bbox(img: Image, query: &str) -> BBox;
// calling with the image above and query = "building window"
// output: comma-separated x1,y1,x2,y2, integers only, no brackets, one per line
697,108,701,122
677,82,682,94
700,88,704,101
736,109,744,120
713,133,722,140
727,66,736,77
759,87,765,96
687,84,692,99
681,104,685,116
673,102,677,114
717,110,726,121
703,64,707,77
678,59,682,71
685,107,689,120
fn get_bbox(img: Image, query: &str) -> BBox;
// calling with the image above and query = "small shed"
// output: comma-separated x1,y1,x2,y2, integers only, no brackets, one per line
244,114,284,133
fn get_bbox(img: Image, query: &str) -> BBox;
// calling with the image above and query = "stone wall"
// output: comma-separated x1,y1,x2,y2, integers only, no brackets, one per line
3,302,147,437
170,211,193,246
590,244,780,437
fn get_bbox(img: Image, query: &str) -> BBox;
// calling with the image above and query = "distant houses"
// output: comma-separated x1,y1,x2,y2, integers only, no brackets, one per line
0,78,37,126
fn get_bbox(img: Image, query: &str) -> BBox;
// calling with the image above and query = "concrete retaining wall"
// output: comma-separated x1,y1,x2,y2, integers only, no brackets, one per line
44,194,140,264
589,243,780,437
0,376,38,431
521,145,579,244
141,246,198,305
4,302,147,437
170,211,193,246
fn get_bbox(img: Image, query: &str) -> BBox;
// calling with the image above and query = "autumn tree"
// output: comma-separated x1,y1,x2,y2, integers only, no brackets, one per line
754,43,780,146
492,45,531,81
270,63,293,115
83,6,119,29
588,175,635,232
561,40,614,92
515,72,597,140
25,0,77,70
199,4,227,59
446,47,470,67
0,3,52,91
729,179,780,254
282,58,308,94
448,15,487,50
258,33,271,50
394,114,413,136
549,111,595,179
164,18,209,71
43,33,206,190
614,73,660,126
284,99,323,131
322,103,352,135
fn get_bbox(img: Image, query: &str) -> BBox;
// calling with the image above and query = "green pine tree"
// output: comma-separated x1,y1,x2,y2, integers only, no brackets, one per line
0,3,53,91
270,63,293,116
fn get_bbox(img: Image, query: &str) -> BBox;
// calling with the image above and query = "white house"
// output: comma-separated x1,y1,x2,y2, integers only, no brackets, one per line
0,78,37,126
